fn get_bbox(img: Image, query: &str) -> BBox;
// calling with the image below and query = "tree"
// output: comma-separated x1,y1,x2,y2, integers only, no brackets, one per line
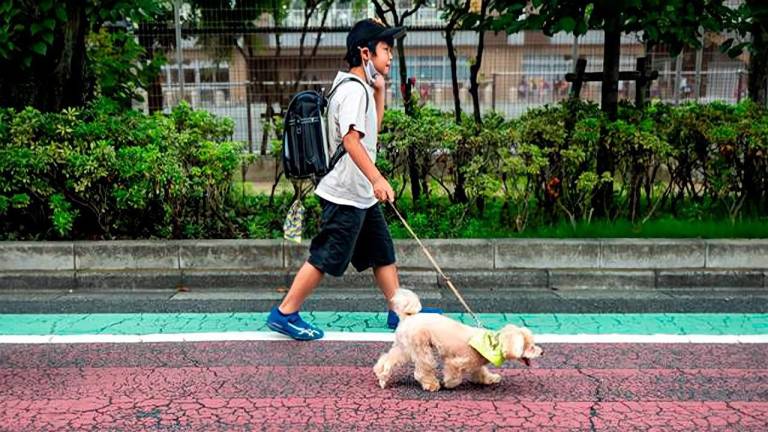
723,0,768,106
495,0,736,217
464,0,492,127
371,0,429,203
0,0,161,111
440,0,470,125
745,0,768,106
190,0,336,155
136,6,176,113
496,0,735,118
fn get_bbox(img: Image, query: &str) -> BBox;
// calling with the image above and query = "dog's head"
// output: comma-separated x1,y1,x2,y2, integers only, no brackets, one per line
389,288,422,319
498,324,543,366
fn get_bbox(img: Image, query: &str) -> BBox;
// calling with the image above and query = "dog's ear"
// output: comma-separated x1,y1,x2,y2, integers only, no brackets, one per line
500,326,525,359
390,288,422,318
520,327,543,359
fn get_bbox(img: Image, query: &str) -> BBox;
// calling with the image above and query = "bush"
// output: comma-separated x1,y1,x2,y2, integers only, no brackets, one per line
378,99,768,230
0,99,244,239
2,99,766,240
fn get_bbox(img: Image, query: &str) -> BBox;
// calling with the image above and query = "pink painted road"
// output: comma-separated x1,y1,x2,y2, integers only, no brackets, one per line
1,342,767,431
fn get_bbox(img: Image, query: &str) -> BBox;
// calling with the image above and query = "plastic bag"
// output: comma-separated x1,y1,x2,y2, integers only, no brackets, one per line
283,198,305,243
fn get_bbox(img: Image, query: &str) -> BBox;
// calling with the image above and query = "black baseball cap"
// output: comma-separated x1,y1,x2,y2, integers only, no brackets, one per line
345,18,405,61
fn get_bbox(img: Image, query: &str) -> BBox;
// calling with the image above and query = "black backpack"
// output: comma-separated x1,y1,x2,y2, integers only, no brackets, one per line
282,77,370,183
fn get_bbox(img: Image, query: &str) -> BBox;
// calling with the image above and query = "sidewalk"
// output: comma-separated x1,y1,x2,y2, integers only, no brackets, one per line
0,286,766,314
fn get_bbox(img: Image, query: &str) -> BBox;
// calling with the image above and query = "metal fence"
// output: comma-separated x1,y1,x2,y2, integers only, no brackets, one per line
134,2,752,154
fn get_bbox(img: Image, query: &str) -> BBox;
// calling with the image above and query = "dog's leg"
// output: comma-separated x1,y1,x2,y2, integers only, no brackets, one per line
373,345,408,389
470,366,502,385
442,358,465,389
410,329,440,392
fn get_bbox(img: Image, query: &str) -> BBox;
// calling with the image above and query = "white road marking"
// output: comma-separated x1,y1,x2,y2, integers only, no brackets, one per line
0,332,766,344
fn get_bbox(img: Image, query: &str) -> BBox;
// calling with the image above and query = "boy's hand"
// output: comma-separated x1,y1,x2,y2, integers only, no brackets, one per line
373,74,386,94
372,176,395,203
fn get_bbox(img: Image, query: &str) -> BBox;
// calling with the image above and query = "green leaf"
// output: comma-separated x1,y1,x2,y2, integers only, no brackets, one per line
39,0,53,12
42,18,56,30
575,20,588,36
42,31,53,45
55,5,67,22
645,25,659,41
558,17,576,33
30,23,43,35
30,41,47,55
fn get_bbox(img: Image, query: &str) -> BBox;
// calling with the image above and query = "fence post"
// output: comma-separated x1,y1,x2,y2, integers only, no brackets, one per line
246,82,253,154
491,73,496,111
571,35,580,71
694,31,704,102
673,50,683,105
568,58,587,99
635,57,649,107
173,0,184,106
737,70,744,102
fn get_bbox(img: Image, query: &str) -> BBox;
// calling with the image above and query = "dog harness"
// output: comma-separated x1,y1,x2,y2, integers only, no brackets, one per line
468,330,505,367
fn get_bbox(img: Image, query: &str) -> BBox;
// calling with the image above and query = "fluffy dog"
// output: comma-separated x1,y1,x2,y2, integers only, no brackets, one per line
374,288,543,391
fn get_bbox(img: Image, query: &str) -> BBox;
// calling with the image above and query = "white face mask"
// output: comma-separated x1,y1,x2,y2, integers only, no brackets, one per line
362,52,379,85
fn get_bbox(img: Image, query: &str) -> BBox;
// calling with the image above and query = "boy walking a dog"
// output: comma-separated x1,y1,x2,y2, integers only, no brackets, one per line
266,19,440,340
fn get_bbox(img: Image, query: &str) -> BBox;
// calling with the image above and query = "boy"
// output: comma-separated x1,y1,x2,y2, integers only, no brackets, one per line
266,18,440,341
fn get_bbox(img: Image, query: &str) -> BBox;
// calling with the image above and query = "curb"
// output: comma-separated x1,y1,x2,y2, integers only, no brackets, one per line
1,239,767,290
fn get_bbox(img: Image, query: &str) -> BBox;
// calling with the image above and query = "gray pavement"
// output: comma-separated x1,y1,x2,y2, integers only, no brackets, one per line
1,287,766,314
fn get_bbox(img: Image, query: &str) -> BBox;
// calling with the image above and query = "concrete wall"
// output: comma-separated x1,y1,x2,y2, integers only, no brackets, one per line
1,239,766,290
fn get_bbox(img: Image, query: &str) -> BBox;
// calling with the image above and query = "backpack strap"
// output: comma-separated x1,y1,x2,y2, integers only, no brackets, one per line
326,77,370,114
324,76,372,171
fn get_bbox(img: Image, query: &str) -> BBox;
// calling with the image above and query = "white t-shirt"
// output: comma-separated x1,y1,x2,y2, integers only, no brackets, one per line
315,71,378,209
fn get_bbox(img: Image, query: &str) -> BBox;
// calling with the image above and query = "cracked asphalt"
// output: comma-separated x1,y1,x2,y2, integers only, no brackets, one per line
1,312,767,431
1,342,767,431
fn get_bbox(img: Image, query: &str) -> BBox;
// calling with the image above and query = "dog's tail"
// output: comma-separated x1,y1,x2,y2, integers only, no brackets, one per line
389,288,422,320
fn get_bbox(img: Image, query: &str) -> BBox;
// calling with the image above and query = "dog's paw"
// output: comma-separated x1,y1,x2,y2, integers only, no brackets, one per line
485,373,502,384
420,379,441,392
378,378,388,389
443,377,463,389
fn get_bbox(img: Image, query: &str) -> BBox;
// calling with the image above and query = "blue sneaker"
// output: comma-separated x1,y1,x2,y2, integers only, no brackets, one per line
266,306,324,340
387,306,443,330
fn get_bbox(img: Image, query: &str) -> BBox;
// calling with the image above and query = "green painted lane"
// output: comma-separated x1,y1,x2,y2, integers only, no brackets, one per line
1,313,767,336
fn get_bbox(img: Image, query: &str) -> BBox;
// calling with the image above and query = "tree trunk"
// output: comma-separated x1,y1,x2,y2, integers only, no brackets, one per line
137,22,164,114
146,72,164,113
446,12,468,204
372,1,424,204
467,1,488,126
446,17,462,124
601,24,621,120
0,3,89,111
592,19,621,218
747,0,768,107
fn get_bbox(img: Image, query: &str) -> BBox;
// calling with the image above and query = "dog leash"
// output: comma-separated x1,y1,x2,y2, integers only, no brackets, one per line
387,201,485,329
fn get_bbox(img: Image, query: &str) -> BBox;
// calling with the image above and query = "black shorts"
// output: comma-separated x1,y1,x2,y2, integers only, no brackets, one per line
307,198,396,277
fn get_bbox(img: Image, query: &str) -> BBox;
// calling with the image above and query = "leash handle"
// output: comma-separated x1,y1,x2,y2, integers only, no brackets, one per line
387,201,484,329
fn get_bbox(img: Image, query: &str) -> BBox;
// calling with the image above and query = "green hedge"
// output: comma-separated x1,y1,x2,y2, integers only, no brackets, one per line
2,99,767,240
0,99,245,239
378,99,768,230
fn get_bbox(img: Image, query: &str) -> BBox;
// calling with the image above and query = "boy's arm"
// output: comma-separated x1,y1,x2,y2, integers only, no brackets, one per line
342,128,394,202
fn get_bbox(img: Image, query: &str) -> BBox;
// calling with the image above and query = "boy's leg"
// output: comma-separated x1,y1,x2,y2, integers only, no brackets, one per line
373,263,399,307
279,261,324,314
266,198,366,340
351,204,441,327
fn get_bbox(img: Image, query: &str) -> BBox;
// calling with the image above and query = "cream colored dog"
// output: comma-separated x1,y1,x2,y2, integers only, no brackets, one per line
374,288,543,392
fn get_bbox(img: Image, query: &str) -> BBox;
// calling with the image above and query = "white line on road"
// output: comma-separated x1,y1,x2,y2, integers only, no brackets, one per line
0,332,766,344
